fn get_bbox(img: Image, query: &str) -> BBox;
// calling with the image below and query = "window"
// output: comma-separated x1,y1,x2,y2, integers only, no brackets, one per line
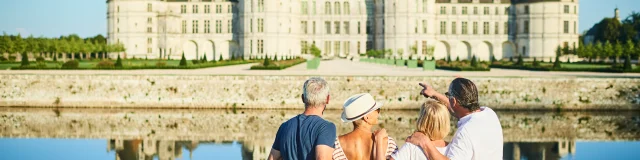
524,5,529,14
504,7,509,15
422,0,428,13
483,22,489,34
313,21,316,34
564,5,569,14
216,5,222,13
574,6,577,14
335,2,341,15
473,22,478,34
205,5,210,13
117,6,120,12
325,21,331,34
524,20,529,33
504,22,508,34
205,20,210,33
147,48,152,53
147,27,152,33
563,21,569,33
358,21,361,34
344,21,350,34
325,41,331,55
251,0,254,12
325,2,331,14
147,17,152,24
302,1,308,14
415,20,418,33
228,4,232,13
357,41,361,54
574,21,577,33
193,5,198,13
227,20,231,33
423,20,427,34
313,0,317,14
181,5,187,14
250,19,253,32
344,2,350,15
462,7,468,15
440,21,446,34
473,7,478,15
258,19,264,32
117,28,119,33
192,20,198,33
334,41,340,56
452,7,456,15
335,21,340,34
451,22,457,34
344,41,350,55
182,20,187,33
495,22,499,34
462,22,468,34
258,40,264,54
216,20,222,33
422,41,427,55
301,41,308,54
440,6,446,14
147,38,152,44
147,3,152,12
302,21,308,34
495,7,499,15
258,0,265,12
484,7,489,15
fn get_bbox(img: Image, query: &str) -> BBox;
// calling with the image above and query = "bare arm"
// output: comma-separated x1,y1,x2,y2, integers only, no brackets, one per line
406,132,449,160
268,149,282,160
374,129,389,160
419,83,450,108
315,145,335,160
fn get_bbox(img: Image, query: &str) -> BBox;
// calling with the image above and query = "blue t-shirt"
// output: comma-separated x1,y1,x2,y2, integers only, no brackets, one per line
272,114,337,160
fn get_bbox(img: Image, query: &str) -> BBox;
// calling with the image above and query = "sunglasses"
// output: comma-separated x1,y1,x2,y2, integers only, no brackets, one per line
445,92,453,99
375,108,381,113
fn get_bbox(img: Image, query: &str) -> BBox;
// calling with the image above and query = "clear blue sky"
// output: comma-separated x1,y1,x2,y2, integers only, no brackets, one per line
0,0,637,38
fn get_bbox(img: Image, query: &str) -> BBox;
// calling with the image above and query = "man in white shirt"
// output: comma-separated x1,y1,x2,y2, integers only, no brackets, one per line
406,78,503,160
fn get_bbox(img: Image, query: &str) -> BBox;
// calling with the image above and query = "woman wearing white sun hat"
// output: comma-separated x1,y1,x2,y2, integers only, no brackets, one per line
332,93,398,160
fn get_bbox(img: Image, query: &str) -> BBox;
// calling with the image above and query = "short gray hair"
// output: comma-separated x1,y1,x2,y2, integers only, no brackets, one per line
302,77,330,107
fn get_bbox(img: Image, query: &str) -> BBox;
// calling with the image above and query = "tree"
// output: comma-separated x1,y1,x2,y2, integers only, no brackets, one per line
219,54,223,61
179,52,187,66
410,45,418,60
470,55,478,67
613,42,624,65
623,54,632,70
594,42,604,63
456,56,460,62
594,18,621,43
203,53,208,62
263,56,271,66
310,44,322,58
532,57,540,67
20,52,29,67
516,55,523,66
115,54,123,67
554,46,562,69
603,41,614,63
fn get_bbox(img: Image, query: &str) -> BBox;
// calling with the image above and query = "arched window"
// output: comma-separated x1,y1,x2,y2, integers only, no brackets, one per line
344,2,350,15
325,2,331,14
335,2,341,15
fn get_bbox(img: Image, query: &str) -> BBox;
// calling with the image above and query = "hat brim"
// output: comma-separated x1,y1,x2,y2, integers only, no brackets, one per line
341,101,384,123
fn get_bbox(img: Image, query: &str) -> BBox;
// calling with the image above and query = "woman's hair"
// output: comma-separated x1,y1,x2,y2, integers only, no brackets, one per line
416,99,451,141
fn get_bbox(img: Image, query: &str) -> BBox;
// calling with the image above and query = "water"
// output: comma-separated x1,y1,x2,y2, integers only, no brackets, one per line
0,108,639,160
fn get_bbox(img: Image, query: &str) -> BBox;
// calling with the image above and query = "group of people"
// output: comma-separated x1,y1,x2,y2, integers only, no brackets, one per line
268,77,503,160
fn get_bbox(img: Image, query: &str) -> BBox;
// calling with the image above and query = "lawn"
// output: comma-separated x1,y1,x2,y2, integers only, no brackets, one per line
0,59,258,70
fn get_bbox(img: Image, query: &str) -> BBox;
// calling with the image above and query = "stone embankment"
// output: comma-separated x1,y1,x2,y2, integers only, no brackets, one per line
1,75,639,110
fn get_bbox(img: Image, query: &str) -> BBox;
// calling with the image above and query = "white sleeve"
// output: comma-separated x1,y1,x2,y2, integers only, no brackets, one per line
391,143,419,160
445,128,473,160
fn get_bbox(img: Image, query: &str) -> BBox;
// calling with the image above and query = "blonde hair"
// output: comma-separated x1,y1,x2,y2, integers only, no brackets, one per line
416,99,451,141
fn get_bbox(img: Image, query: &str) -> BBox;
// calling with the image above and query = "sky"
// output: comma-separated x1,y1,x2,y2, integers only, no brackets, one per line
0,0,637,38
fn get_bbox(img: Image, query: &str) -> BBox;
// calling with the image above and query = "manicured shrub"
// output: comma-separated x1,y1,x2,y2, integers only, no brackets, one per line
180,52,187,66
470,55,478,67
20,53,29,67
35,57,45,62
62,60,79,69
156,61,167,67
516,55,523,66
533,57,540,67
623,55,632,70
192,59,200,65
115,55,123,67
96,60,115,68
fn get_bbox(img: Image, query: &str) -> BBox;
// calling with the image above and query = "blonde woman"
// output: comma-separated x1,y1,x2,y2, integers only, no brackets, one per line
333,93,398,160
390,99,451,160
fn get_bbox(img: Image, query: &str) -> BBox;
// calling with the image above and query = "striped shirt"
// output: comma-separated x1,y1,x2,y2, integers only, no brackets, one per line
333,137,398,160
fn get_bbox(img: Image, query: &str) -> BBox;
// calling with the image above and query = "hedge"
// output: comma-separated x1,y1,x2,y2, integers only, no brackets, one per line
250,58,306,70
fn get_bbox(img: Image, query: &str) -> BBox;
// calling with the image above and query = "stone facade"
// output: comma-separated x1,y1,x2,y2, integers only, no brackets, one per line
107,0,579,61
1,75,638,110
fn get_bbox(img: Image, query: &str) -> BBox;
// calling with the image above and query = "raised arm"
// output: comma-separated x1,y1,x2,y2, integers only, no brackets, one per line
268,149,282,160
419,83,450,108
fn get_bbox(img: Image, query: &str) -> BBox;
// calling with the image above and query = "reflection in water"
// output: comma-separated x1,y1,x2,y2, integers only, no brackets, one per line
1,108,639,160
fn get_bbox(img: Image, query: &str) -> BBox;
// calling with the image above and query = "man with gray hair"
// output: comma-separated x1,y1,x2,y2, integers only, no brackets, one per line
268,77,336,160
406,78,504,160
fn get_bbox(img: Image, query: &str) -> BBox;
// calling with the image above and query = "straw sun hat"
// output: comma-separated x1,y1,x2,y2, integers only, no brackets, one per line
341,93,384,123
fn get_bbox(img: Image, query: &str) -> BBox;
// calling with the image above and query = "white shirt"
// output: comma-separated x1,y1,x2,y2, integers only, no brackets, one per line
391,143,447,160
445,107,503,160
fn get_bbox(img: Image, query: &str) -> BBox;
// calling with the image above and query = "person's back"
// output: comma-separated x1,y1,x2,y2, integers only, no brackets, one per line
446,107,503,160
273,114,337,160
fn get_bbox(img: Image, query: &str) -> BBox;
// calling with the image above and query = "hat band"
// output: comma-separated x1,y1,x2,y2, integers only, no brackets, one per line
346,102,377,121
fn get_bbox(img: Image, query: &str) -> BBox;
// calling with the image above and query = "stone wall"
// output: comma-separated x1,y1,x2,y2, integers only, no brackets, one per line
1,75,639,110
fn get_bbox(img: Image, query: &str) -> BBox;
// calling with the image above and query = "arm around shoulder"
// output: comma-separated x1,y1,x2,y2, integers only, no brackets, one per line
315,145,335,160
